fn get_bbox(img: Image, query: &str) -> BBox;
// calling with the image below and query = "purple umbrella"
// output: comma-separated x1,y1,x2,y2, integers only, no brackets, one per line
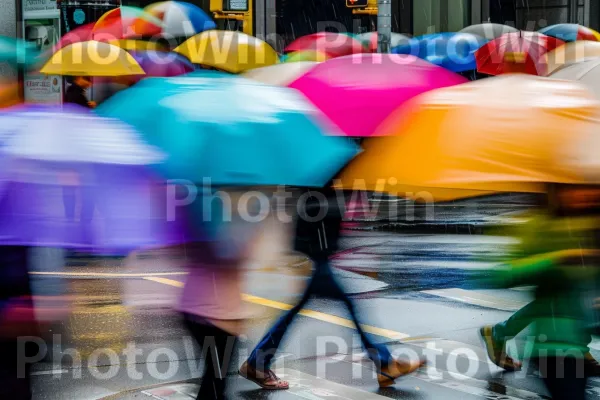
0,104,193,254
130,50,195,79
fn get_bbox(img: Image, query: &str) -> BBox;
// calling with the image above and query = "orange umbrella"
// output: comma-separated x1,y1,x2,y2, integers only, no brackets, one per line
0,82,21,108
338,75,600,201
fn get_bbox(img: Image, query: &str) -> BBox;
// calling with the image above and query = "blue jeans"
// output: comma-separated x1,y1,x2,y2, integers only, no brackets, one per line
247,259,392,371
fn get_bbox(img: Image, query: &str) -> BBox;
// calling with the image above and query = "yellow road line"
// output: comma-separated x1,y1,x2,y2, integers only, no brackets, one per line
30,271,188,277
143,277,409,340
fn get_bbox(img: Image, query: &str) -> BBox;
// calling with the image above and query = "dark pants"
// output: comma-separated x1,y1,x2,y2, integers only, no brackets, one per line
247,259,392,372
538,357,587,400
0,246,33,400
183,316,237,400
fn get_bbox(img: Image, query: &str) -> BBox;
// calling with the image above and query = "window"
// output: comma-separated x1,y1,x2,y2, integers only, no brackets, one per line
413,0,472,36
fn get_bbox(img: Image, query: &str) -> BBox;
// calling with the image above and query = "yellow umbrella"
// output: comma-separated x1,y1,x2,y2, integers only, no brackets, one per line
174,30,279,73
543,41,600,75
40,40,145,76
107,39,166,52
338,75,600,201
283,50,329,63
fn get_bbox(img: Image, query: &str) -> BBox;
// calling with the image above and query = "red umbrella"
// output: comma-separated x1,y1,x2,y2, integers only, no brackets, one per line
475,31,564,75
285,32,368,58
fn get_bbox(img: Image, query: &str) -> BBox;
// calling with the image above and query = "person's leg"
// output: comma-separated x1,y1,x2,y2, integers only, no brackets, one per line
493,300,544,341
539,357,587,400
480,300,544,371
184,317,236,400
246,274,315,371
197,325,235,400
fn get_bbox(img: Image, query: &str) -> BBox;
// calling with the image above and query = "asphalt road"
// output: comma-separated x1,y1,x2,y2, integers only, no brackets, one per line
26,231,600,400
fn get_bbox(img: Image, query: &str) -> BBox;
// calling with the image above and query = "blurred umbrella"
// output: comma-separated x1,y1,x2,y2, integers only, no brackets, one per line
392,33,488,73
282,50,330,63
542,41,600,75
475,32,564,75
175,30,278,73
285,32,367,58
130,50,194,79
132,1,216,38
540,24,600,42
355,32,411,52
108,39,166,51
95,6,165,38
243,62,318,86
0,82,21,109
287,54,467,137
337,75,600,201
40,41,145,76
0,104,177,253
0,35,39,65
96,71,357,186
550,58,600,98
460,23,519,40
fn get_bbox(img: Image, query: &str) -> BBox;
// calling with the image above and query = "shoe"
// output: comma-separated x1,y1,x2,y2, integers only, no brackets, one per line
377,357,426,388
479,326,521,371
239,361,289,390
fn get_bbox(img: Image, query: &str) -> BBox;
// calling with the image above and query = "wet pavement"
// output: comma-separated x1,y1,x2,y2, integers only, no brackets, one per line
27,227,600,399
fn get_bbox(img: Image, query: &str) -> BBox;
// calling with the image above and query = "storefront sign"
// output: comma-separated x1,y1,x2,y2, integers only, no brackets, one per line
23,18,62,104
23,0,57,13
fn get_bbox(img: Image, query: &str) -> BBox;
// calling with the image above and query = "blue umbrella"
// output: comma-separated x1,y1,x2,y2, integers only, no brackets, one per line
96,71,358,187
0,104,186,253
392,32,488,73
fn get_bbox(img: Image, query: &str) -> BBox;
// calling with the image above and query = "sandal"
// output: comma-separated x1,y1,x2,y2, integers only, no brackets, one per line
480,326,521,371
377,357,426,388
239,361,290,390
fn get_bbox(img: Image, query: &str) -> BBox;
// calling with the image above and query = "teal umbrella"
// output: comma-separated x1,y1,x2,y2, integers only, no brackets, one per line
0,35,40,66
96,71,358,187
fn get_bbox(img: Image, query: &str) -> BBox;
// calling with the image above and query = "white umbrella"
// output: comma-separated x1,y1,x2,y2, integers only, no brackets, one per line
460,23,519,40
550,58,600,98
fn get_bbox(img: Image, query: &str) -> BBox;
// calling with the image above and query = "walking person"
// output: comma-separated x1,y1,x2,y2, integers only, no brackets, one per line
480,184,600,399
176,189,261,400
239,186,425,390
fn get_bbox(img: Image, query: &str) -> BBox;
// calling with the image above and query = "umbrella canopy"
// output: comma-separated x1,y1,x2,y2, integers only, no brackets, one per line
0,35,39,65
287,53,467,137
55,8,163,50
337,75,600,201
460,23,519,40
107,39,166,51
96,71,357,186
392,32,488,73
243,62,318,86
540,24,600,42
132,1,216,38
475,31,564,75
0,104,177,252
129,50,194,79
543,41,600,75
355,32,411,52
285,32,368,58
282,50,330,63
175,30,279,73
40,41,145,76
550,58,600,98
95,6,165,38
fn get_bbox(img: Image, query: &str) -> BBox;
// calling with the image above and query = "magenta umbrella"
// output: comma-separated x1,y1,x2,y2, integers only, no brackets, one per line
287,54,468,137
